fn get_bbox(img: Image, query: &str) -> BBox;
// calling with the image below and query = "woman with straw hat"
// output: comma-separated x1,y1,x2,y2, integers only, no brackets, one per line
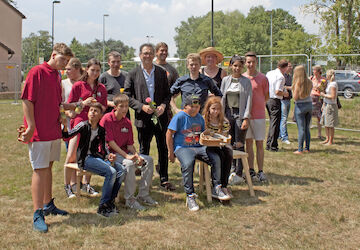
199,47,227,88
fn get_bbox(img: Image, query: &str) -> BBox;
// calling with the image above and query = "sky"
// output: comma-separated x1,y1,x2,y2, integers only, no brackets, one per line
14,0,320,57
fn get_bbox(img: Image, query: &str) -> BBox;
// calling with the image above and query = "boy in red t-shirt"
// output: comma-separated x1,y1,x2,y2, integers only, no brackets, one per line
20,43,74,233
100,94,157,211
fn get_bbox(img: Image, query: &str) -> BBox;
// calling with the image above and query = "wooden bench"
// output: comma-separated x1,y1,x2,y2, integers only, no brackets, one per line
64,163,87,197
198,149,255,203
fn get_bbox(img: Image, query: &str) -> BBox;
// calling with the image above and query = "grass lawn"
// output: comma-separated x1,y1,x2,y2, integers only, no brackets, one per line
0,98,359,249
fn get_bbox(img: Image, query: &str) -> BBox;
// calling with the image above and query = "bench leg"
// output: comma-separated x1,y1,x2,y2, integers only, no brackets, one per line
199,161,204,193
242,157,255,197
76,172,82,197
203,163,212,203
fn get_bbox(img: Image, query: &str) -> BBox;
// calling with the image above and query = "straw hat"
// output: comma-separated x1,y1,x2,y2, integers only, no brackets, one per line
199,47,224,65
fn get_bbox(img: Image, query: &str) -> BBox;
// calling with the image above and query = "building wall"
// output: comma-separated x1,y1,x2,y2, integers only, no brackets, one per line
0,0,23,92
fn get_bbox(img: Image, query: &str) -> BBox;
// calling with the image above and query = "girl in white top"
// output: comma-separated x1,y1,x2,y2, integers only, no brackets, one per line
320,69,338,145
61,58,84,198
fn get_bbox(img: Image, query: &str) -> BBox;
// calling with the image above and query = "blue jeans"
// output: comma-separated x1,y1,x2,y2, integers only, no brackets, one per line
175,146,220,195
294,102,312,151
279,99,291,141
83,156,126,205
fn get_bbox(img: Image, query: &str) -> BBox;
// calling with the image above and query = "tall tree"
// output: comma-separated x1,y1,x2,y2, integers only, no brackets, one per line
22,31,52,73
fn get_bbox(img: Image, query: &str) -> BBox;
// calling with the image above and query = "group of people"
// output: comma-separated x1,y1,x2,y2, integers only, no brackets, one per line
20,41,339,232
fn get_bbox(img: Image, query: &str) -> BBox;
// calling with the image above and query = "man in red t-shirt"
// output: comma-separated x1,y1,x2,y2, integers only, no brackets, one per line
242,51,269,183
100,94,157,211
20,43,74,233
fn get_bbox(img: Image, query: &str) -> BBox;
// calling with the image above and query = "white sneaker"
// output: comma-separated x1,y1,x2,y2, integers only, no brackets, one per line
186,193,199,211
282,140,291,145
228,173,245,185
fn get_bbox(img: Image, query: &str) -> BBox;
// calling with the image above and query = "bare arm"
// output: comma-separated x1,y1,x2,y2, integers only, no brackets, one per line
21,100,35,142
170,94,181,114
166,129,176,163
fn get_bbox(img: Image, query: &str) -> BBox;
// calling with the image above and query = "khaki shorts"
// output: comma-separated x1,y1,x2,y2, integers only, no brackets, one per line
28,139,61,170
321,103,339,128
246,119,266,141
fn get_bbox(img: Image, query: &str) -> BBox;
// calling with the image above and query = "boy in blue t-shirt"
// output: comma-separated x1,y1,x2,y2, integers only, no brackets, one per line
166,95,215,211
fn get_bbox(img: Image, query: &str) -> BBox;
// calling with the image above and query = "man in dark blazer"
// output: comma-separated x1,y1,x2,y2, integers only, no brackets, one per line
124,43,174,191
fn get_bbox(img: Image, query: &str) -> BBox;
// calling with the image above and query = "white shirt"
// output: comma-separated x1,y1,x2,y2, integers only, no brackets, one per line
266,68,285,99
324,81,338,104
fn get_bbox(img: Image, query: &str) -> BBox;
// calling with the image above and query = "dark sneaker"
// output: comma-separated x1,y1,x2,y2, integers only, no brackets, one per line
249,168,258,181
71,183,77,193
33,209,48,233
64,184,75,199
97,203,117,218
109,200,119,214
81,183,99,196
137,195,159,206
186,193,199,211
160,182,176,191
212,185,231,201
43,198,69,216
257,171,267,182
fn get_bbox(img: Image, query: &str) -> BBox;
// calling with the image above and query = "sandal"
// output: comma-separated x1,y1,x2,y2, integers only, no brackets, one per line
160,182,176,191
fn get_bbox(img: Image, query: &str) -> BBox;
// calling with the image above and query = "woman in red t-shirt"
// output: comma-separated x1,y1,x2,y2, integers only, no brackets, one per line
65,58,108,198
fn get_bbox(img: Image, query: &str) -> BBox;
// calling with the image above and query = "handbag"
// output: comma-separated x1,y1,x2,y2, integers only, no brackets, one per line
337,97,342,109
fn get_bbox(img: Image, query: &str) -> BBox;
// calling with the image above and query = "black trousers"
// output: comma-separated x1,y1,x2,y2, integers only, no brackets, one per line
137,122,168,183
226,107,247,176
266,98,281,150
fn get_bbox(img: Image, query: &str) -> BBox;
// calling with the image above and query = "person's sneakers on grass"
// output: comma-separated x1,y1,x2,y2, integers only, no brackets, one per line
160,181,176,191
33,209,48,233
250,168,258,181
81,183,99,196
228,172,245,185
64,184,75,199
186,193,199,211
43,198,68,216
125,198,146,211
257,171,267,182
212,185,231,200
137,195,158,206
97,202,117,218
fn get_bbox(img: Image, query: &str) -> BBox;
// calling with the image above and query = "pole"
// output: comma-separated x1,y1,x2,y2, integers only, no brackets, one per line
270,11,273,70
211,0,214,47
102,14,109,73
51,1,60,48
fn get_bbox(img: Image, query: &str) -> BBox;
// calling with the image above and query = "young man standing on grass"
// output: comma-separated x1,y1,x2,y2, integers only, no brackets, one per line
62,103,126,217
100,94,157,211
242,51,269,183
20,43,74,232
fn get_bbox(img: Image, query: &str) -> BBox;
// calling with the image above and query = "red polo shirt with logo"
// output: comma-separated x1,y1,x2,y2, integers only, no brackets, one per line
100,110,134,153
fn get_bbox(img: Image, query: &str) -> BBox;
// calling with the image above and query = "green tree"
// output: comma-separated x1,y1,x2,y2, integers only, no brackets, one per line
69,37,88,63
174,6,315,62
22,30,52,73
304,0,360,66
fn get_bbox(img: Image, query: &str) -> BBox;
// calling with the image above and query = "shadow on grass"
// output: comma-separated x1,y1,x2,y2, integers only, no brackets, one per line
52,210,165,229
278,147,347,154
266,172,323,185
333,137,360,147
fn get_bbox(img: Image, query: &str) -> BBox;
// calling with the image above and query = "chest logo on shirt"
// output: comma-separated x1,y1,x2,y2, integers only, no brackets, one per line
97,92,101,97
121,127,129,133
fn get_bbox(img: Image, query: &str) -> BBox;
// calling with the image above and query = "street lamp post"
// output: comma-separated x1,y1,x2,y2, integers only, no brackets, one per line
102,14,109,73
211,0,214,47
52,0,61,48
267,10,273,70
146,35,153,43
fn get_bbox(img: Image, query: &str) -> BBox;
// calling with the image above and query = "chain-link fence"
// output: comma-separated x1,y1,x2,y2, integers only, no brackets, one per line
0,62,21,104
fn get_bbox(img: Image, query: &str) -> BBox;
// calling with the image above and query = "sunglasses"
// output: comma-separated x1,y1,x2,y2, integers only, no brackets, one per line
191,100,200,105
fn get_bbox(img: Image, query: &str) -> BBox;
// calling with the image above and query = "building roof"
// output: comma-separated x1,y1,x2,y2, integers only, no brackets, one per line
1,0,26,19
